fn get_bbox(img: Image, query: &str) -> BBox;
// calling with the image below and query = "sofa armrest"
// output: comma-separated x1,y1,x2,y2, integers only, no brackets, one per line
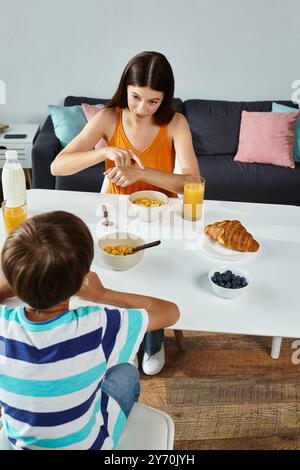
32,116,60,189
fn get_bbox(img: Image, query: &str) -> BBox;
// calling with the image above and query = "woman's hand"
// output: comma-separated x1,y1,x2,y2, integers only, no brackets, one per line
76,271,107,301
104,165,142,187
104,147,144,169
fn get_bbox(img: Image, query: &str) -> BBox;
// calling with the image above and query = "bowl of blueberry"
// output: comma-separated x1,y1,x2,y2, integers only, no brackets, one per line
208,265,250,299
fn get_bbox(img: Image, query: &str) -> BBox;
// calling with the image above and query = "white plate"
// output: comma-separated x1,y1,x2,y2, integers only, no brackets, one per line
200,233,260,261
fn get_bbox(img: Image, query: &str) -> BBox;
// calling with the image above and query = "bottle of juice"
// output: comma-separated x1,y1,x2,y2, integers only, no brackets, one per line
1,150,27,235
2,150,27,206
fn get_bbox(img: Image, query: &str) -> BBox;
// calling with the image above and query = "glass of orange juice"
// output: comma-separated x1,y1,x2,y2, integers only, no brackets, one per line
183,176,206,221
2,200,27,236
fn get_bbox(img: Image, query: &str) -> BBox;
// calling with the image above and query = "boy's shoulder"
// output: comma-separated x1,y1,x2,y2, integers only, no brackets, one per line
0,305,21,320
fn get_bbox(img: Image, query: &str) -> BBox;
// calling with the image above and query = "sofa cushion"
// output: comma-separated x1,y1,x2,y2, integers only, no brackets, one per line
184,99,298,157
82,103,107,150
48,104,86,148
272,102,300,162
199,154,300,205
234,111,299,169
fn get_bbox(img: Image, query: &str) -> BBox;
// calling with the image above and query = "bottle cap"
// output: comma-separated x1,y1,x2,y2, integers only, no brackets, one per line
5,150,18,160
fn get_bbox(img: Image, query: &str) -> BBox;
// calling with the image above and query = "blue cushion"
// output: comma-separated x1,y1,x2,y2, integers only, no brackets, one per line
272,102,300,162
48,105,87,148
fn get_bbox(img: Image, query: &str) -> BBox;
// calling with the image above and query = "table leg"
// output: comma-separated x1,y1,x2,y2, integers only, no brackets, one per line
25,169,32,189
271,336,282,359
174,330,186,352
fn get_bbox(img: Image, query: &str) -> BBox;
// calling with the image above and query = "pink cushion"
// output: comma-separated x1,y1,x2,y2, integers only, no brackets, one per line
234,111,300,169
82,103,107,149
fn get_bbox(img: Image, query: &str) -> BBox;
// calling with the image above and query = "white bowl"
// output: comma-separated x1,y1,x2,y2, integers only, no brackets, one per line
128,190,168,223
208,265,250,299
98,232,144,271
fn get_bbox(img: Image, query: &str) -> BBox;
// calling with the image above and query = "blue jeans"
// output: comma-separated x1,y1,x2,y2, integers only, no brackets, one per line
102,363,140,417
144,329,164,355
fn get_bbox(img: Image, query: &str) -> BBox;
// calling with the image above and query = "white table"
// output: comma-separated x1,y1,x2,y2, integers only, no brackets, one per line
2,189,300,359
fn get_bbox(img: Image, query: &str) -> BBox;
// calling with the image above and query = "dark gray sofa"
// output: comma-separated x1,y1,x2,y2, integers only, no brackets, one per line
32,96,300,205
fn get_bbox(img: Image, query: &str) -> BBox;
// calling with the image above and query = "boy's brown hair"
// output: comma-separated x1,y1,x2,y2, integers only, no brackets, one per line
1,211,94,309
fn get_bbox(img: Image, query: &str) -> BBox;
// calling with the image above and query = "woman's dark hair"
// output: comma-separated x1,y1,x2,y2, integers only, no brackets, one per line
1,211,94,309
106,51,175,125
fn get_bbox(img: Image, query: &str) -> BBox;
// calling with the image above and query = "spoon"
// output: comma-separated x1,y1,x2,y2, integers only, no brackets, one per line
132,240,161,253
102,205,113,226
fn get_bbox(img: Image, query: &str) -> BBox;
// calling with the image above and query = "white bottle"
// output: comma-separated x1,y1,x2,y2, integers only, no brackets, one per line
2,150,27,206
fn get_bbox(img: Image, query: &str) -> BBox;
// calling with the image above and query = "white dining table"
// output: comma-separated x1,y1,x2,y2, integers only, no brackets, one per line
1,189,300,359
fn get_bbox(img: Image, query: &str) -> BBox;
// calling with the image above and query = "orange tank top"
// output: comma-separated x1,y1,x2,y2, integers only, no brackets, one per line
106,108,177,197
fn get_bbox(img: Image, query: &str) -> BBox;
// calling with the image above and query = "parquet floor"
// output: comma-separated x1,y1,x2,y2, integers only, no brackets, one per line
139,330,300,450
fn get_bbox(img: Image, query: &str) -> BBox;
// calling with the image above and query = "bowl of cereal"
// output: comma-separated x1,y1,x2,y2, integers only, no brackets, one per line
97,232,145,270
128,190,168,223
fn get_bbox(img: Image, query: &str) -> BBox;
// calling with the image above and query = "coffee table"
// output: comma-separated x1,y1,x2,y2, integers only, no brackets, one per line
1,189,300,359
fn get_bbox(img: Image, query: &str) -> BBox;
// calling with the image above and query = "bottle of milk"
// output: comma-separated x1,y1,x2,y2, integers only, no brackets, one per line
1,150,27,206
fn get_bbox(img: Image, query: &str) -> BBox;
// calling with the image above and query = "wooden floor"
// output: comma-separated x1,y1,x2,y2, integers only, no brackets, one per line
139,330,300,450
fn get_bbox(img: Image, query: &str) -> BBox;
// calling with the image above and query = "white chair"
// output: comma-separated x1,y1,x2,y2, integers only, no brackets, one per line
117,403,175,450
100,175,109,194
0,403,174,450
0,423,11,450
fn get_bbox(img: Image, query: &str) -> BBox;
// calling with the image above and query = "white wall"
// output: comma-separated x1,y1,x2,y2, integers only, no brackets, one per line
0,0,299,124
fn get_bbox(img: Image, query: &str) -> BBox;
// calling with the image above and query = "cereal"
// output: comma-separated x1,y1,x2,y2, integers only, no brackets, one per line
103,244,133,256
133,197,165,207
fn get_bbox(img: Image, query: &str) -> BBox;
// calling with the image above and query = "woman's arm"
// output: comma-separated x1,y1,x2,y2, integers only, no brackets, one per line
50,109,109,176
104,113,200,194
50,108,143,176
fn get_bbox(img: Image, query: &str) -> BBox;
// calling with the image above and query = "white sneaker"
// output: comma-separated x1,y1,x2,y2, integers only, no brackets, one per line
142,344,165,375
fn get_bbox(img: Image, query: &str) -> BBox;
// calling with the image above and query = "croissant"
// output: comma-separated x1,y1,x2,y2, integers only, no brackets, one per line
204,220,259,252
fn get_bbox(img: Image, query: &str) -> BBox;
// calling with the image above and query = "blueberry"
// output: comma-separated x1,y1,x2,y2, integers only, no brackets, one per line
225,282,232,289
214,271,221,277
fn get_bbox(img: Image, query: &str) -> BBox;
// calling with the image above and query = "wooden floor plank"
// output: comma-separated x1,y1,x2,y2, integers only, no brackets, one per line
178,433,300,450
168,403,300,440
139,331,300,450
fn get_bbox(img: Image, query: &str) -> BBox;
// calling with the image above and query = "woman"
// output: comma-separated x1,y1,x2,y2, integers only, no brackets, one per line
51,51,200,375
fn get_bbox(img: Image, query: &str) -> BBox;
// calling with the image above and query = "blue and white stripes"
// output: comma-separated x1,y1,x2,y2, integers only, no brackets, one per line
0,304,148,450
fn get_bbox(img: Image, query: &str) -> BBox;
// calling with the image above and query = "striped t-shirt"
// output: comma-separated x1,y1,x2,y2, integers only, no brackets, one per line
0,304,148,450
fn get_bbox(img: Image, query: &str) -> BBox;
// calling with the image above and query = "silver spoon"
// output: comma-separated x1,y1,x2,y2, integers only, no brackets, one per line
102,205,113,226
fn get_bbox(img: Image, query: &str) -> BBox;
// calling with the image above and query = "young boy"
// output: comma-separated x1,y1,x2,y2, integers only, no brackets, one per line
0,211,179,450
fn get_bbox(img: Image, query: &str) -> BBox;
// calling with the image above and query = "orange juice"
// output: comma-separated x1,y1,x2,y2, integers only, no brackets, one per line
183,177,205,221
2,203,27,236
